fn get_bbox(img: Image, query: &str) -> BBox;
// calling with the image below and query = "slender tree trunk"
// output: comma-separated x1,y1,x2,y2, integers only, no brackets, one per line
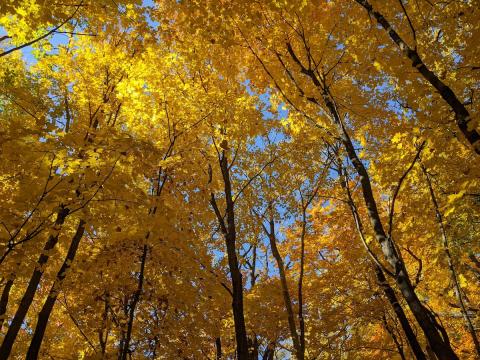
340,129,456,359
285,38,456,355
26,219,85,359
319,87,457,359
375,265,426,360
286,38,449,354
0,277,14,331
421,163,480,357
248,244,259,359
0,260,21,330
248,334,259,359
338,159,427,360
298,210,307,358
263,342,275,360
118,244,148,360
0,206,69,360
383,315,407,360
99,292,110,355
250,244,257,288
353,0,480,155
265,206,303,360
210,152,249,360
216,337,222,359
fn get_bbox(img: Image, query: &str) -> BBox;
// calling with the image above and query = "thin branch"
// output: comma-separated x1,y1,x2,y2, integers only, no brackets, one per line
53,30,97,36
403,247,423,288
388,141,426,239
210,194,228,235
59,295,97,352
0,0,84,57
232,155,278,204
397,0,417,47
70,156,120,214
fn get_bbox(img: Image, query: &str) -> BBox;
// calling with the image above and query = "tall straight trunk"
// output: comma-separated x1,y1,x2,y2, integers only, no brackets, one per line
118,244,148,360
264,208,303,360
248,244,258,358
338,159,426,360
354,0,480,155
285,38,458,358
0,259,21,329
99,292,110,355
26,219,85,359
421,163,480,357
0,278,14,331
298,210,306,358
210,152,249,360
0,206,69,360
250,244,257,288
215,337,222,359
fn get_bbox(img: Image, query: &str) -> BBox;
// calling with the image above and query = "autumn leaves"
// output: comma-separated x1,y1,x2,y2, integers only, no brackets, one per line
0,0,480,359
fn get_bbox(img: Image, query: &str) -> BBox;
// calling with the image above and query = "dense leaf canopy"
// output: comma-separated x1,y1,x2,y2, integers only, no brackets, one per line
0,0,479,359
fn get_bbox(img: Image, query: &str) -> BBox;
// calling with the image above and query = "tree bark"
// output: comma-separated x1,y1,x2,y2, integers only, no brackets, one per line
210,152,249,360
286,38,449,356
298,209,307,358
338,159,427,360
0,205,69,360
248,334,259,359
264,206,303,360
118,244,148,360
0,278,14,331
285,38,457,357
354,0,480,155
26,219,85,359
216,337,222,359
375,266,426,360
335,113,457,360
382,315,407,360
99,292,110,355
421,163,480,357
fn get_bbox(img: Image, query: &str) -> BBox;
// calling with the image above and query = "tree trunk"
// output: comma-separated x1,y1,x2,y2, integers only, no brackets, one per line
262,342,275,360
383,315,407,360
210,152,249,360
26,219,85,359
375,266,426,360
285,38,457,356
118,244,148,360
354,0,480,155
0,206,69,360
286,39,453,356
265,207,303,360
99,292,110,355
298,209,306,358
0,278,14,331
338,159,426,360
421,163,480,357
216,337,222,359
321,87,457,359
248,334,259,359
339,126,457,359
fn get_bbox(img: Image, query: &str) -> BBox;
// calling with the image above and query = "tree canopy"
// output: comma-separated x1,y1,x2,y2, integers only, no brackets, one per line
0,0,479,359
